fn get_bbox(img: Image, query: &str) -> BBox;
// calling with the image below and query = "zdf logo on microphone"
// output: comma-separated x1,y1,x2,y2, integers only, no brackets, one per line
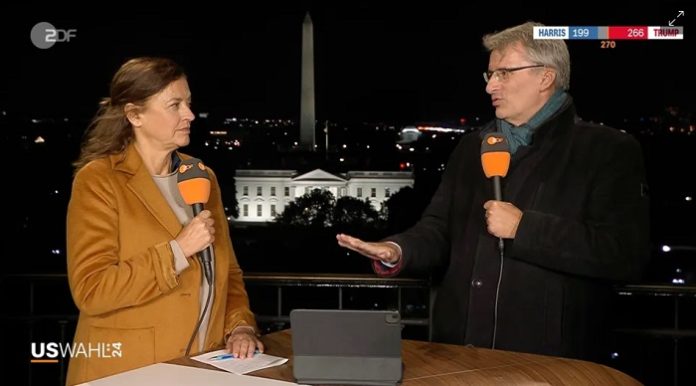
30,22,77,49
486,135,505,145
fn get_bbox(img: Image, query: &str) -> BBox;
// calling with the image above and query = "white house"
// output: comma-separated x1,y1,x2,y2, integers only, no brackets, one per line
234,169,414,223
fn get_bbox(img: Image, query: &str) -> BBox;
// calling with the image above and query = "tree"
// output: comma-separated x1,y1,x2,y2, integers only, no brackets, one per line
219,179,239,218
274,189,335,227
334,196,382,229
382,186,422,233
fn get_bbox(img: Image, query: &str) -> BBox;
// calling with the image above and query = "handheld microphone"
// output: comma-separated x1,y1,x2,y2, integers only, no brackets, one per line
480,133,511,251
176,158,213,285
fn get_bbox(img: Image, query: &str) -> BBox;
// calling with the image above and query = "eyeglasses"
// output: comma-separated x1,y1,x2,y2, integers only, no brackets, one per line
483,64,545,83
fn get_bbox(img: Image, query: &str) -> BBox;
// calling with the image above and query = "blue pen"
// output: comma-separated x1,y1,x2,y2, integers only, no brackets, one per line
209,350,261,361
208,353,234,361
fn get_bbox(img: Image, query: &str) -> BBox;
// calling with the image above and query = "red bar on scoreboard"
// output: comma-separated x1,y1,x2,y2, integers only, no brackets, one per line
608,26,648,40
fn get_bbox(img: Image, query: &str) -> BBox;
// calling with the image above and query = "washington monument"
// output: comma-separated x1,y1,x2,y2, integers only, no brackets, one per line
300,12,316,150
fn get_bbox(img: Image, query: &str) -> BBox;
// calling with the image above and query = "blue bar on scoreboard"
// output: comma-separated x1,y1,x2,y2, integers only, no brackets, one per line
568,26,599,40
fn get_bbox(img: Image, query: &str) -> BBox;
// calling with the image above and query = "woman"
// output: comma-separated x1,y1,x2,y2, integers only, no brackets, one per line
66,57,262,385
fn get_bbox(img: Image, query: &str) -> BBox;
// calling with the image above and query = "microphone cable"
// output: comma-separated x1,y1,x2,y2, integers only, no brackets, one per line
185,266,214,356
491,242,504,349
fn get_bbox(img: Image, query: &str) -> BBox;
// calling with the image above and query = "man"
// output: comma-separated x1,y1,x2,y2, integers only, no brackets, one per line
337,22,649,361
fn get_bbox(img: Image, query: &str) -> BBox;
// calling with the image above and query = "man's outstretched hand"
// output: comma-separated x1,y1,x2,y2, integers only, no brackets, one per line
336,234,402,265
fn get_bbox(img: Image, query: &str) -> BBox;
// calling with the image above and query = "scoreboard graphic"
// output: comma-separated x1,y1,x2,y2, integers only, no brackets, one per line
533,26,684,40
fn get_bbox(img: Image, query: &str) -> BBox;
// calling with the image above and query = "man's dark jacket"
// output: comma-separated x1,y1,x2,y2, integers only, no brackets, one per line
384,100,650,360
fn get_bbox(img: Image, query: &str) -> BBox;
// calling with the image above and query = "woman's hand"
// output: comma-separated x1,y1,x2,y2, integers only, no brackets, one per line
175,210,215,257
226,327,264,359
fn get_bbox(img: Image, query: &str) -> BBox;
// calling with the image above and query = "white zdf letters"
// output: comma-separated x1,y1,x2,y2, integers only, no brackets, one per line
45,29,77,42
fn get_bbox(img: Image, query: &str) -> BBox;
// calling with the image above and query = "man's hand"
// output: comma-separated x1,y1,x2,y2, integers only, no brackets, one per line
336,234,402,265
483,200,523,239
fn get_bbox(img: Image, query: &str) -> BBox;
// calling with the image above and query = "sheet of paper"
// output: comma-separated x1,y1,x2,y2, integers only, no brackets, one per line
192,349,289,375
77,362,299,386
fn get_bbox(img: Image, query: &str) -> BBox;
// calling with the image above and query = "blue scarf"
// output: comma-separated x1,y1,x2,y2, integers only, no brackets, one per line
497,91,569,154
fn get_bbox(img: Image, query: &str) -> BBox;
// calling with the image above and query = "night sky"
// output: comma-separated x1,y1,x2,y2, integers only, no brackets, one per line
3,3,694,124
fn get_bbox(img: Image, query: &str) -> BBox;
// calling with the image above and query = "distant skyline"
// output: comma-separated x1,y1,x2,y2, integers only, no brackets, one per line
4,3,693,125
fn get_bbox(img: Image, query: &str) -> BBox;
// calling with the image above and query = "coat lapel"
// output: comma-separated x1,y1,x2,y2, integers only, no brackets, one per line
113,144,183,238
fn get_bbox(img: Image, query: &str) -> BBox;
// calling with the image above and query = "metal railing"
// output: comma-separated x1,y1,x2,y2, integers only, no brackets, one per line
243,272,434,340
614,284,696,386
0,274,76,386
